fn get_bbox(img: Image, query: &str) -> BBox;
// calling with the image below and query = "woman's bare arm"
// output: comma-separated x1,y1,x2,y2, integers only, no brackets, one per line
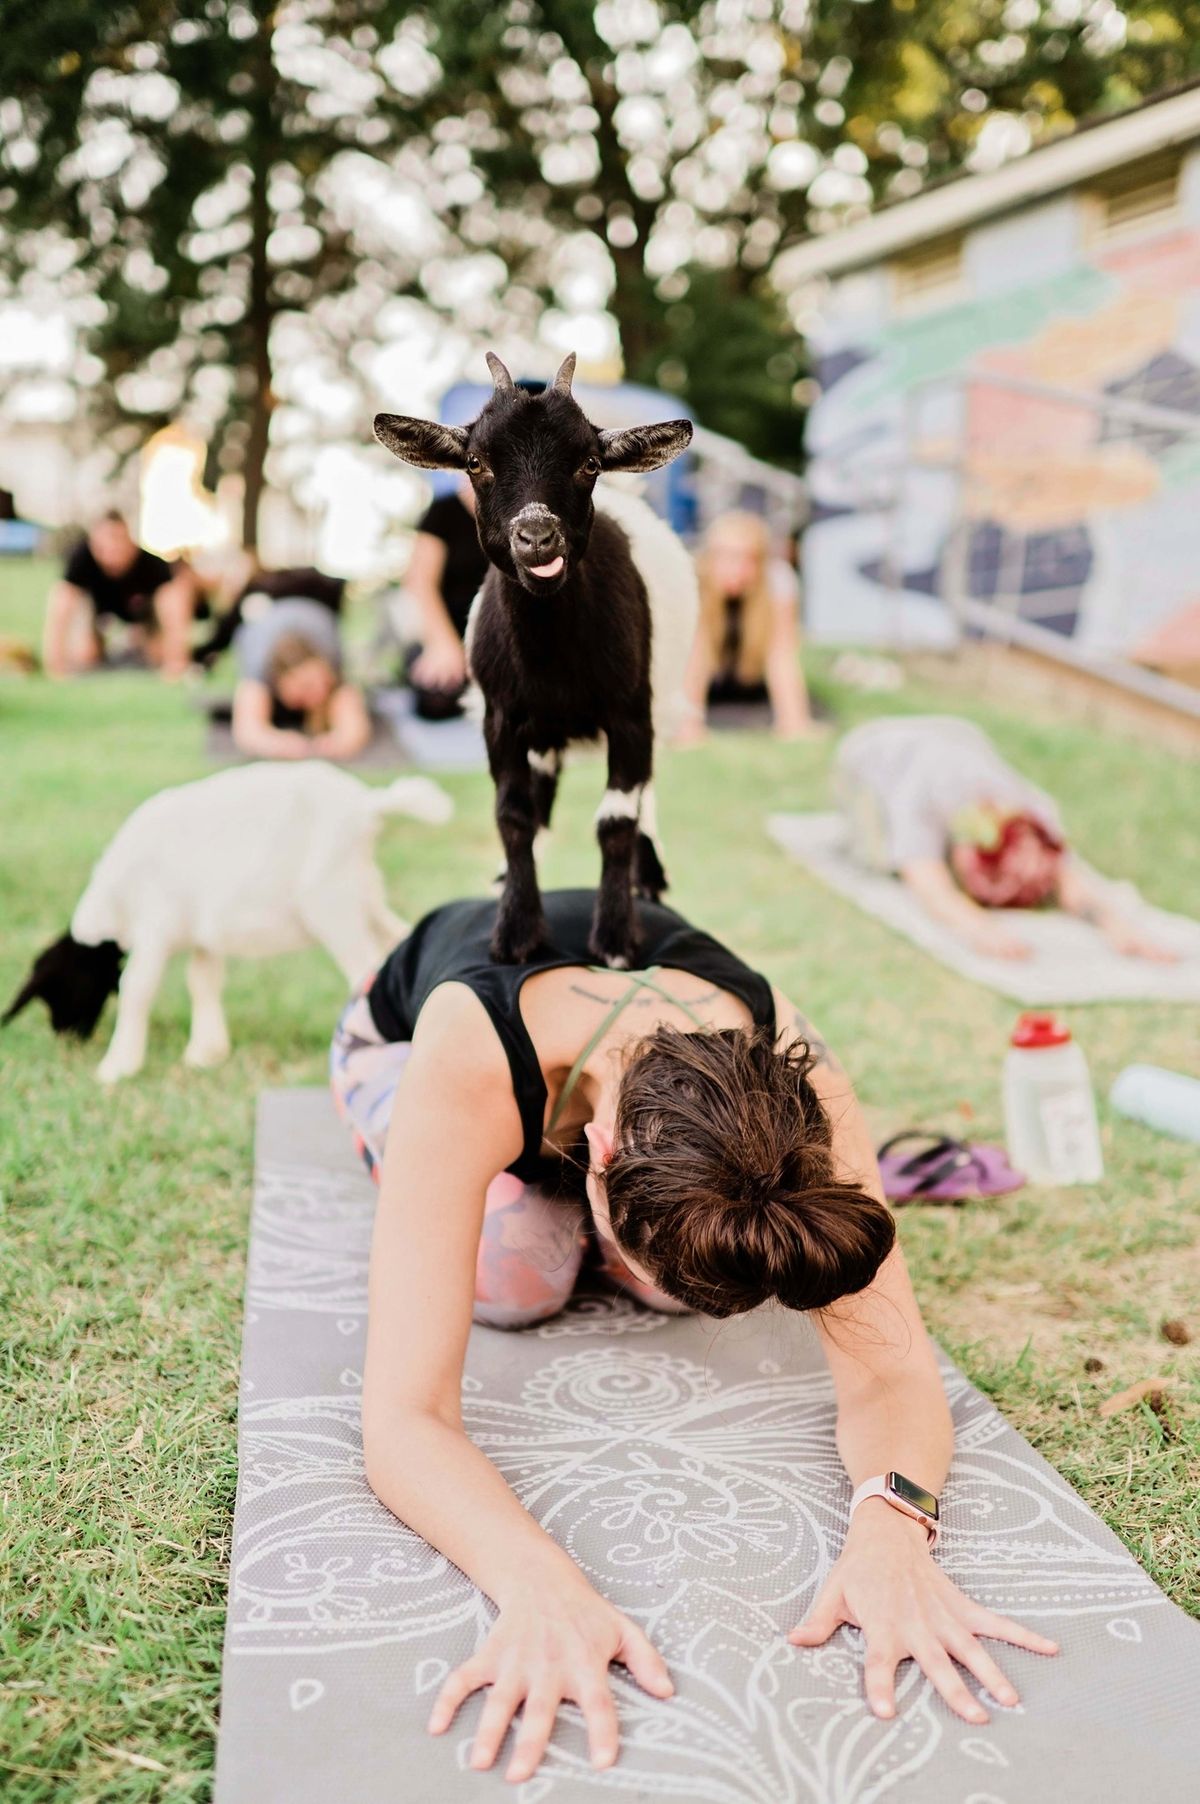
900,857,1031,960
1055,858,1176,962
675,611,713,745
230,679,310,759
363,983,671,1780
773,990,951,1486
405,532,468,688
773,990,1057,1720
43,580,91,676
310,682,372,761
362,984,568,1588
763,583,816,739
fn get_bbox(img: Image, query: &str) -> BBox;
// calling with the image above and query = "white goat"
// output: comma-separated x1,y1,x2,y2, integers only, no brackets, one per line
4,761,452,1083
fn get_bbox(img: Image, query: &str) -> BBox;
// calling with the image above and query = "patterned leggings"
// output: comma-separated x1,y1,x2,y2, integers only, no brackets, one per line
329,981,691,1330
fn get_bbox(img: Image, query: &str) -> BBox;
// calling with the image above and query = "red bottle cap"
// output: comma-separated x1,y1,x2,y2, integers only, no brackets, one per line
1011,1012,1072,1049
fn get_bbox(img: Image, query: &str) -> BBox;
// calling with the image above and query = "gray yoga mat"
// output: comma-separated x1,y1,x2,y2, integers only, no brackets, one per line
371,686,489,772
767,812,1200,1006
215,1090,1200,1803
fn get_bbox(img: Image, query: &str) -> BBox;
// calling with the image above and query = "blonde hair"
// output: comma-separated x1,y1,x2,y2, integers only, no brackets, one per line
695,511,773,686
266,631,337,733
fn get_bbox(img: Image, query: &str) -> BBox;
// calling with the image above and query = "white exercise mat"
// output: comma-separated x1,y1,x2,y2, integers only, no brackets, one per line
767,813,1200,1005
213,1091,1200,1804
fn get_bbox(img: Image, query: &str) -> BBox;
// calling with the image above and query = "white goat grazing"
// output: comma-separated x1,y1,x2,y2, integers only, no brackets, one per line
3,761,452,1083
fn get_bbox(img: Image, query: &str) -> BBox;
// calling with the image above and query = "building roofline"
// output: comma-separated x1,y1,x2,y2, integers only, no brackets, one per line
774,82,1200,289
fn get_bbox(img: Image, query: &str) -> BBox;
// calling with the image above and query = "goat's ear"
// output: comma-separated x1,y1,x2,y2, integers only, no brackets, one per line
373,415,470,471
1,967,41,1026
0,930,67,1024
598,419,693,473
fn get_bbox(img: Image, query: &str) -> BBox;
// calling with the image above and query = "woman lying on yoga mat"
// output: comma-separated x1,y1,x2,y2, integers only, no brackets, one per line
332,888,1057,1784
836,714,1175,963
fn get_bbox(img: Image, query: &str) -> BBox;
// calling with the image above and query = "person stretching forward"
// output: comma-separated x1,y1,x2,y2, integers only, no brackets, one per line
330,886,1057,1785
835,714,1175,962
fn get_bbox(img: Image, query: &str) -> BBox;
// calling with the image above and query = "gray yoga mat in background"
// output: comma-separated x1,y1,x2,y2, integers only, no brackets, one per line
371,686,489,772
214,1090,1200,1803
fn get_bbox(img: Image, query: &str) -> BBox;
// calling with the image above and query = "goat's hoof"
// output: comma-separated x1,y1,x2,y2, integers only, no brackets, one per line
587,934,638,971
184,1039,231,1070
490,921,550,965
96,1058,137,1085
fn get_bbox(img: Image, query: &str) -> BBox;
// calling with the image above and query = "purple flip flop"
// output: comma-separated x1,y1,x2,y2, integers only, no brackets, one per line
876,1131,1024,1205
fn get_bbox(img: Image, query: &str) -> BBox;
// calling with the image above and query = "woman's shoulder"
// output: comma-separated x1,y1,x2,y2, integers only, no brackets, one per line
412,980,517,1083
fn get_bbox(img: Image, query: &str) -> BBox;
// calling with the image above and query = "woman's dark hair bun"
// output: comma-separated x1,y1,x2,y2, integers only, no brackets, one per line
604,1025,895,1318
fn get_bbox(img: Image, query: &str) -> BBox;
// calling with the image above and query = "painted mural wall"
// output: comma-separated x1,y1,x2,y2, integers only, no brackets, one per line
803,144,1200,679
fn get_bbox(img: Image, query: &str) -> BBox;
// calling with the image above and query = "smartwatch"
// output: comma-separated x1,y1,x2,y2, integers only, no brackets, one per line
849,1471,941,1546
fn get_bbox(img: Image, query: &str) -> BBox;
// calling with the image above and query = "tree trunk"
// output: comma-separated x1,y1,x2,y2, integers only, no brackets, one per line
241,5,277,553
608,242,663,384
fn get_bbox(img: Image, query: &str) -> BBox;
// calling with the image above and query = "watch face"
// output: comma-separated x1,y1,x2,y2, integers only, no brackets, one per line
888,1472,940,1520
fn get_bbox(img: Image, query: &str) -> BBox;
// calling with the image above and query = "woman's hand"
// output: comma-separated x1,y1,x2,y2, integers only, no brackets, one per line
672,717,709,749
788,1503,1058,1723
412,632,467,691
965,919,1031,961
1102,918,1179,963
429,1577,673,1784
262,730,312,759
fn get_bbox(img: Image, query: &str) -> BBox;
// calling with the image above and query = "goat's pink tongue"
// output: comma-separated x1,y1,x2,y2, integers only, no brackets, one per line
529,555,564,577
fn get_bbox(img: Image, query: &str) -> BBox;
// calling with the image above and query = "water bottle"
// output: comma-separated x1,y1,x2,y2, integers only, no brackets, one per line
1110,1064,1200,1145
1003,1013,1104,1186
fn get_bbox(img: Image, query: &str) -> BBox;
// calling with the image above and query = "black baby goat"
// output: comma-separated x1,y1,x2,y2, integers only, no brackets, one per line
375,352,697,967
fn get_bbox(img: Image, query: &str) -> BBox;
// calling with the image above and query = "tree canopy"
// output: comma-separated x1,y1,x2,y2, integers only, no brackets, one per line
1,0,1195,532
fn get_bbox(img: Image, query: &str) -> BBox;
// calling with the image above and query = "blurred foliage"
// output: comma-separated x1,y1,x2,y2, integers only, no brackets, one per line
0,0,429,544
637,270,807,469
423,0,1200,460
1,0,1197,517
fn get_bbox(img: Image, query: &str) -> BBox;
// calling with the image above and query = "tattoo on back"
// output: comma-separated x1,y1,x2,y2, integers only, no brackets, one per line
569,980,721,1013
792,1008,840,1071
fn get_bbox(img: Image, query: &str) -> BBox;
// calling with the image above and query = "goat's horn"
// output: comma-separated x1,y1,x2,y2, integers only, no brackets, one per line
551,352,576,395
485,352,515,394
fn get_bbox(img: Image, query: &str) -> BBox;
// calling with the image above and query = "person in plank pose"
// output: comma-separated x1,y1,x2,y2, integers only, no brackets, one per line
43,509,198,677
330,887,1057,1785
680,509,818,741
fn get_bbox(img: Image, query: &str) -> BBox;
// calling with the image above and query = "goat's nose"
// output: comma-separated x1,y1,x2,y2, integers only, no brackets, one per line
514,521,558,559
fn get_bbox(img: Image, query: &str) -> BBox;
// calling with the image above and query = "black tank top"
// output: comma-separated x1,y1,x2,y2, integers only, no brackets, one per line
368,889,776,1182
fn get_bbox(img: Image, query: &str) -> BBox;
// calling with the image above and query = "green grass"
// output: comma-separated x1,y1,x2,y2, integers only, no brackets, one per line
2,557,1198,1799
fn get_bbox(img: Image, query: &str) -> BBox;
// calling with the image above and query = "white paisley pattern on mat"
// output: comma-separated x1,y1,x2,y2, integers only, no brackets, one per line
221,1145,1186,1804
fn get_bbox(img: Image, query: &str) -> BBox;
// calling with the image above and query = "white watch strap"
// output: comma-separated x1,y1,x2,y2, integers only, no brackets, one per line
849,1475,890,1516
849,1474,939,1544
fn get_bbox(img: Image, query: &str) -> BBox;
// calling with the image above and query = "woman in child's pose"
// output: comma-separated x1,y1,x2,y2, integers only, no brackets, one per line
835,714,1175,962
332,888,1056,1784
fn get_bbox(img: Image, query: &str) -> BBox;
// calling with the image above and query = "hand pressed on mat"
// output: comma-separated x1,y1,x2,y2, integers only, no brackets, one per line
427,1576,673,1785
788,1501,1059,1723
